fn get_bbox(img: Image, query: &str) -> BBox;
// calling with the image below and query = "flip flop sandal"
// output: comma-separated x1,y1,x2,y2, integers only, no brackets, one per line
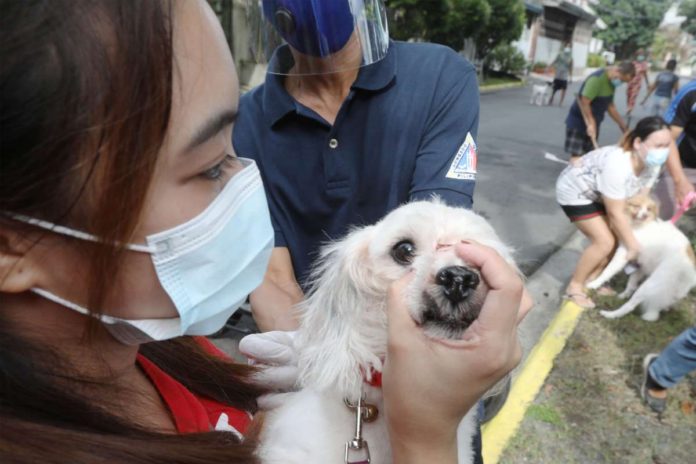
563,292,596,309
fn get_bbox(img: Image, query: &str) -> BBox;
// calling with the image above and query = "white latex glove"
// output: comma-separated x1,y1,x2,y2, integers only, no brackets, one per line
238,330,299,410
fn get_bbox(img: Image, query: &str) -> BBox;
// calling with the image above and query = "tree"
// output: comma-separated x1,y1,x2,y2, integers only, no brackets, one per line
680,0,696,36
594,0,671,59
385,0,491,51
474,0,525,60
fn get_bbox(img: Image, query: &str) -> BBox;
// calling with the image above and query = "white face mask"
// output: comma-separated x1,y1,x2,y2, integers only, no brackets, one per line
18,158,274,345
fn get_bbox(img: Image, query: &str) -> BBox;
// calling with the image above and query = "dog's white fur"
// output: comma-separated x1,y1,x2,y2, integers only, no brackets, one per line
530,82,551,106
587,194,696,321
258,199,516,464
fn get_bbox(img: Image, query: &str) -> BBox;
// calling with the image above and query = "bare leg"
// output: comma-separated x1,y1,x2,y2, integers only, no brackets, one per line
565,215,616,307
548,89,557,106
559,88,567,106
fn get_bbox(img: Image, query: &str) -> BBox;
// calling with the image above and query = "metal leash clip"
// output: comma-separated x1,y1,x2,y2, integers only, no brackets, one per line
344,393,371,464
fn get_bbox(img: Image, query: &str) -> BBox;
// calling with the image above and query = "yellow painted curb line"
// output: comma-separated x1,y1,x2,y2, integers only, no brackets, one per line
481,301,585,463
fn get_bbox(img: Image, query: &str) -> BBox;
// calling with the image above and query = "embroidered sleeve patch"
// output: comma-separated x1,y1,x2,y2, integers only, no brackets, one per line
446,133,477,180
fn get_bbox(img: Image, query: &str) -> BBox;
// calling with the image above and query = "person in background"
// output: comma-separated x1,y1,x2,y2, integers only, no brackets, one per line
642,326,696,413
556,117,670,309
625,48,650,122
564,62,635,165
654,80,696,219
548,42,573,106
641,59,680,117
0,1,531,462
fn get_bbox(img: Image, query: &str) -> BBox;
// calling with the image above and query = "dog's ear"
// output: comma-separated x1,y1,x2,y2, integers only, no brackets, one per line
295,224,386,400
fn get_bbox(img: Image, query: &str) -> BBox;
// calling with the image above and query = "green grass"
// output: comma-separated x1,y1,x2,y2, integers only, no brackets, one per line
526,404,564,426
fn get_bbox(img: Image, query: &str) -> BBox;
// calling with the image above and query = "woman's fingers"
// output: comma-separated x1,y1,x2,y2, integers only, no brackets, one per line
454,241,526,336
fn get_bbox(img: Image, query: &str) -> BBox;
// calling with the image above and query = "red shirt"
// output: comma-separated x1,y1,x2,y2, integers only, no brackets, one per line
137,337,252,438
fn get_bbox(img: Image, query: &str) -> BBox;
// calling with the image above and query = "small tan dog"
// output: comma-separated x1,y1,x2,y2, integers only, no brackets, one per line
587,193,696,321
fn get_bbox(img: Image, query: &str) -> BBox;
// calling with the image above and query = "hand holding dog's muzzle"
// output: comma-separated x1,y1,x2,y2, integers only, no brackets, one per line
382,241,531,452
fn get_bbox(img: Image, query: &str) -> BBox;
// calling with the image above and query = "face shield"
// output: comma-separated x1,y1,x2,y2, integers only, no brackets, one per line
247,0,390,76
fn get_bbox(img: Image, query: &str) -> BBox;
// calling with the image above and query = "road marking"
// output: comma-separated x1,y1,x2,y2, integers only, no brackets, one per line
481,301,585,463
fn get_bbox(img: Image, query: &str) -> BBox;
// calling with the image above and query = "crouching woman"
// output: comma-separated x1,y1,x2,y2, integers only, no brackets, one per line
556,116,671,309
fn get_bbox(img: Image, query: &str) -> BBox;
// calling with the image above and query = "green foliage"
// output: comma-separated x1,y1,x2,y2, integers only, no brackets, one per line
484,43,527,75
651,28,683,65
594,0,671,59
386,0,525,54
531,61,547,72
474,0,525,59
386,0,490,50
587,53,606,68
680,0,696,36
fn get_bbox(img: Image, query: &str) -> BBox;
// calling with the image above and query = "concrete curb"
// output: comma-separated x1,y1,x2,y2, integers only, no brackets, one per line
481,300,585,463
480,82,526,94
481,230,588,462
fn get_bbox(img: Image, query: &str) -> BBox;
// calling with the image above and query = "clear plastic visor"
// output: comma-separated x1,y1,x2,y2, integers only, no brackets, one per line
246,0,389,76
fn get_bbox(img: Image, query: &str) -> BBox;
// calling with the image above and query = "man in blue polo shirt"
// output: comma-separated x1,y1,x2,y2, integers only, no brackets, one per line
234,0,480,332
564,62,635,164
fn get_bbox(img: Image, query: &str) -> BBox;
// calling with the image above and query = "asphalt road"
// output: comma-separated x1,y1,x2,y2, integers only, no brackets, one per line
473,79,638,275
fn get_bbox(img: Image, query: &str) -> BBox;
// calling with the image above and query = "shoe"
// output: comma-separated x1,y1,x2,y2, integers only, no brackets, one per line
641,354,667,413
563,292,596,309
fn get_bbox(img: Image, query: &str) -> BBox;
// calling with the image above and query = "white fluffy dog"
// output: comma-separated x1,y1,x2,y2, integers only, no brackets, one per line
258,199,516,464
530,82,551,106
587,194,696,321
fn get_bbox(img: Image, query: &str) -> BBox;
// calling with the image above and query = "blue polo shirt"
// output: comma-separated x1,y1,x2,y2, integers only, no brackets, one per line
234,41,479,285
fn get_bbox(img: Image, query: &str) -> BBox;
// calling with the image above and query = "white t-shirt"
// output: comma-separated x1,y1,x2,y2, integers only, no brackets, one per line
556,145,660,206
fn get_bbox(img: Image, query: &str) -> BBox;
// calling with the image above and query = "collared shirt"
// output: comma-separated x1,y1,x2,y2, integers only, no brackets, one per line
138,337,252,438
665,80,696,168
566,69,615,130
234,41,479,285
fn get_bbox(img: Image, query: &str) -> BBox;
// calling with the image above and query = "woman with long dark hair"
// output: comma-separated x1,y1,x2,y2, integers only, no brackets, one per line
556,116,672,309
0,1,529,462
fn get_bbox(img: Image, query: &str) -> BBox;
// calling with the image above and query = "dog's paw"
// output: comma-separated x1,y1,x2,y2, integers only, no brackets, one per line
599,309,620,319
641,311,660,322
617,290,631,299
586,279,601,290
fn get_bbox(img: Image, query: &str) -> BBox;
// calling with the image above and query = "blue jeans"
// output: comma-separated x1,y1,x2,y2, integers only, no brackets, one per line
649,325,696,389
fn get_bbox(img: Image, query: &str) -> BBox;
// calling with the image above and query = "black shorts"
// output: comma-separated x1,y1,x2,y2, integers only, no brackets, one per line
552,78,568,91
565,127,599,156
560,203,606,222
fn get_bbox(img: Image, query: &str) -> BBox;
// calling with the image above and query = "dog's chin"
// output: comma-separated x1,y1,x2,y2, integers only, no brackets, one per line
415,283,489,340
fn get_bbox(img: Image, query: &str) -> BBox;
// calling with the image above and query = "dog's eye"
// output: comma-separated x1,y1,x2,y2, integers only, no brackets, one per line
391,240,416,265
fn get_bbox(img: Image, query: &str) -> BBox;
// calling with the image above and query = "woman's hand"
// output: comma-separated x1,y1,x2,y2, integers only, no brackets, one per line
382,241,532,463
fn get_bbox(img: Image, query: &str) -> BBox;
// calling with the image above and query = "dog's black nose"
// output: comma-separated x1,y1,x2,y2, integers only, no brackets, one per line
436,266,479,304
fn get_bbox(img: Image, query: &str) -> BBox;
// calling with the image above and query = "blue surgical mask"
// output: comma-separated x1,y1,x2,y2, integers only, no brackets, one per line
645,147,669,167
18,159,274,345
611,78,624,87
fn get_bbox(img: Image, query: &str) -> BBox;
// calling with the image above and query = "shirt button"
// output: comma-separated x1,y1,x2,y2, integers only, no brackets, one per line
328,138,339,149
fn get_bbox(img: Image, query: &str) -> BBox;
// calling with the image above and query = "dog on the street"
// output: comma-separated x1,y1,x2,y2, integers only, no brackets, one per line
257,199,517,464
587,194,696,321
530,81,551,106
